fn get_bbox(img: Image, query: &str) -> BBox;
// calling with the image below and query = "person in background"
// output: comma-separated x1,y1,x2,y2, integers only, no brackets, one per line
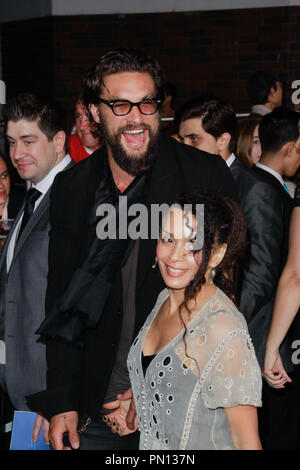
0,153,25,449
247,70,283,117
175,96,285,338
236,116,262,168
0,153,25,221
68,96,103,163
0,93,73,448
0,153,25,254
0,154,10,221
263,182,300,387
125,189,262,450
262,176,300,447
160,81,177,136
251,108,300,449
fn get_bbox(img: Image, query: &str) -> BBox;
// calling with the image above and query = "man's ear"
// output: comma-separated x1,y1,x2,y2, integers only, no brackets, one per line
282,141,295,158
216,132,231,153
53,130,66,154
89,104,101,124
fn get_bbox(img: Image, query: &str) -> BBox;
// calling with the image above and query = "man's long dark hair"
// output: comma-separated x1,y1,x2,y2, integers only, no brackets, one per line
82,47,165,109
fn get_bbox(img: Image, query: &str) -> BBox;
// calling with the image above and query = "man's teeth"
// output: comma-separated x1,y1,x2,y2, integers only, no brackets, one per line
124,129,144,134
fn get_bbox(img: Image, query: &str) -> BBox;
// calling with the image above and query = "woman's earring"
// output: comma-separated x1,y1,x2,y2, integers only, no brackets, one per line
209,267,216,284
152,257,158,269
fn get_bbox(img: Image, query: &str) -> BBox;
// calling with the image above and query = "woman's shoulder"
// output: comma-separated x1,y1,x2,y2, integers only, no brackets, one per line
199,288,248,339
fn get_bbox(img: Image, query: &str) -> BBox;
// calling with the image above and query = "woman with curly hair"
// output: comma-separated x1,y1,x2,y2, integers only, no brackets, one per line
123,189,262,450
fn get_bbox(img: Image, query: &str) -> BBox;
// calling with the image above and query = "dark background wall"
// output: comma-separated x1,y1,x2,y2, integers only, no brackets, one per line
2,6,300,131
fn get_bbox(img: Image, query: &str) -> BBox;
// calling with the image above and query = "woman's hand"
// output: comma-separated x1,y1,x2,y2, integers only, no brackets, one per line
262,347,292,389
102,388,138,437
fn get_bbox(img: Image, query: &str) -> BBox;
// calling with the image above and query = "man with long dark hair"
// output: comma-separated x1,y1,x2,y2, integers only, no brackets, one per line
28,48,237,450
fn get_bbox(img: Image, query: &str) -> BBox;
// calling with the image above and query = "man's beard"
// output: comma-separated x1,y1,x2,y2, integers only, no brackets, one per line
100,119,160,176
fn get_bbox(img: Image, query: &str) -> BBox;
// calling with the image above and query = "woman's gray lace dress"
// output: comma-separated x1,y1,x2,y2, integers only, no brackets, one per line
127,288,262,450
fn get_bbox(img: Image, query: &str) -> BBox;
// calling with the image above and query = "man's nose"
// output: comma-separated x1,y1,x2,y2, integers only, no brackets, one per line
127,104,144,122
11,142,24,159
79,115,90,130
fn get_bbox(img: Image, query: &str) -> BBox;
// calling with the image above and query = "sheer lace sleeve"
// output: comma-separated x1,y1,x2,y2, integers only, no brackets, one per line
198,313,262,410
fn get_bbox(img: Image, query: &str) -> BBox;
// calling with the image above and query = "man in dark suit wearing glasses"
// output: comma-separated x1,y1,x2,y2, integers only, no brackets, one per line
28,48,237,450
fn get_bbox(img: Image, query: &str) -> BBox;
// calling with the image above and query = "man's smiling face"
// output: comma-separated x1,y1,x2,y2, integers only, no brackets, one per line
91,71,160,176
6,119,62,184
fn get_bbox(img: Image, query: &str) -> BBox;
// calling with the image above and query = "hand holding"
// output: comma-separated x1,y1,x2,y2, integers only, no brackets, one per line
118,388,137,431
49,411,80,450
263,348,292,389
102,389,138,437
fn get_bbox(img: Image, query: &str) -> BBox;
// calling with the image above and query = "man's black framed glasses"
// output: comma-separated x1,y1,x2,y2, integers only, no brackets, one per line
98,98,161,116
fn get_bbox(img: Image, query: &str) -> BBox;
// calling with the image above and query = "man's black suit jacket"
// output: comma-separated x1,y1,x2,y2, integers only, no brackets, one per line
7,184,26,219
28,135,238,421
230,159,293,367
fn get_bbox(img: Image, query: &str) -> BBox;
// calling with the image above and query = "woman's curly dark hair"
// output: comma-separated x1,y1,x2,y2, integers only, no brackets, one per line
173,188,247,309
170,189,247,367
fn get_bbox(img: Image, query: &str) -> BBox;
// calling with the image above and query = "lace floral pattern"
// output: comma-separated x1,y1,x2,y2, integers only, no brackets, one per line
128,288,262,450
